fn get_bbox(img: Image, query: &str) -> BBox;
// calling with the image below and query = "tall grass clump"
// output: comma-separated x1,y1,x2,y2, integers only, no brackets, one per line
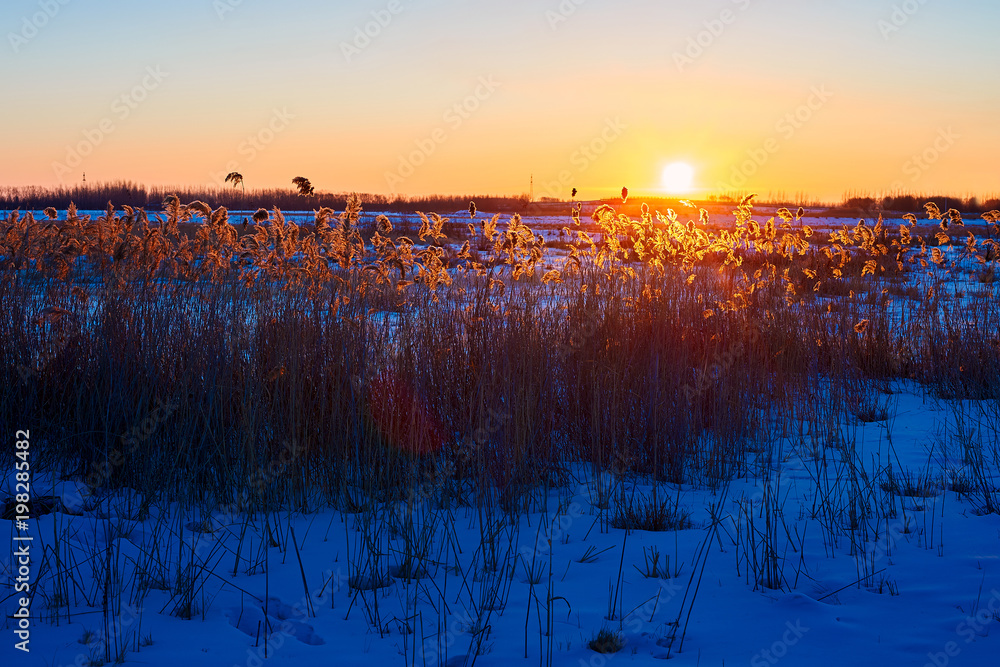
3,194,997,516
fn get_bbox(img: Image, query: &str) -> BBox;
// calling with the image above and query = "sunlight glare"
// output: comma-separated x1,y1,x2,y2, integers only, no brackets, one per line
661,162,695,194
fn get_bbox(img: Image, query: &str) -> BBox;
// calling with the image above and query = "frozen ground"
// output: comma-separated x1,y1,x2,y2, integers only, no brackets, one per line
3,383,1000,666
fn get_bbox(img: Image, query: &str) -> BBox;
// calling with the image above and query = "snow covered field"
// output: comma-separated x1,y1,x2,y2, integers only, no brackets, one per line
4,204,1000,666
4,391,1000,667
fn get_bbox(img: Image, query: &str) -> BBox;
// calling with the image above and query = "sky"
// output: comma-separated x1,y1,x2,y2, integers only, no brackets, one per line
1,0,998,202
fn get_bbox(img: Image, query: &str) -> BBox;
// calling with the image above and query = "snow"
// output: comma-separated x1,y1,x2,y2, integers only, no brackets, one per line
3,385,1000,667
4,211,1000,666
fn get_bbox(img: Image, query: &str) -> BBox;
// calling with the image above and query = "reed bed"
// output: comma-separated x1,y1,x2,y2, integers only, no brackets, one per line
4,195,1000,504
4,193,1000,664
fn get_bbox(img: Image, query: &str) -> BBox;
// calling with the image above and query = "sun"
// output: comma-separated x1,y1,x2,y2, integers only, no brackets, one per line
661,162,695,194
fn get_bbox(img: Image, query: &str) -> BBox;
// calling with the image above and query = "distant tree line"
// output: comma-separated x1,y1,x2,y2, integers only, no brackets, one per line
837,193,1000,215
3,181,995,218
0,181,531,214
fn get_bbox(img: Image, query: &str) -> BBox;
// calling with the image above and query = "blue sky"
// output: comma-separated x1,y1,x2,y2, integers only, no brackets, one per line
2,0,998,200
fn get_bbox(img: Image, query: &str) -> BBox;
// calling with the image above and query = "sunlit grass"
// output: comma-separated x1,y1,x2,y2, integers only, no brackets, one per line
2,192,999,503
